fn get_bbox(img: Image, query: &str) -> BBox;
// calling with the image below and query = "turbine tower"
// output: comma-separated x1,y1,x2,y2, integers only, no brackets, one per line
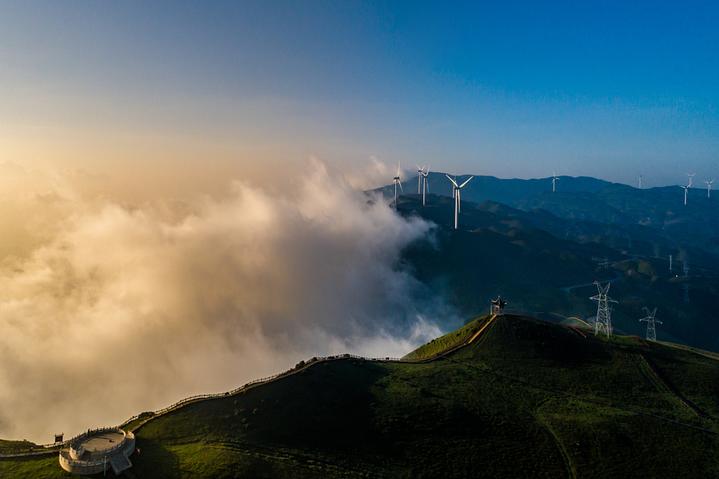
416,165,424,194
552,172,559,193
392,163,403,207
639,307,662,341
590,281,618,337
681,185,689,206
687,172,696,188
420,167,430,206
706,179,714,198
446,174,474,230
638,174,643,189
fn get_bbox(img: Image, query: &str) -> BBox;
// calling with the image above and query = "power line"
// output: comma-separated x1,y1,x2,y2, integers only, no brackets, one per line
590,281,618,337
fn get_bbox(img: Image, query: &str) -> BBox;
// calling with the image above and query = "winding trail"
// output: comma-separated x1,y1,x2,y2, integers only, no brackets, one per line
535,405,576,479
636,353,709,418
466,313,498,345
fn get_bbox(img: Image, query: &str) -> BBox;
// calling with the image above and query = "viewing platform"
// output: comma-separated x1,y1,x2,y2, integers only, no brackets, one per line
58,427,135,475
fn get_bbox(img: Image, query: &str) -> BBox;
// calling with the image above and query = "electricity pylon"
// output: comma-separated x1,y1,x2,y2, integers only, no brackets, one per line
639,307,662,341
590,281,618,337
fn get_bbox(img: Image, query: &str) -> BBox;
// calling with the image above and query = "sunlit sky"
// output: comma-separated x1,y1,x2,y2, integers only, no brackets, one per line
1,0,718,191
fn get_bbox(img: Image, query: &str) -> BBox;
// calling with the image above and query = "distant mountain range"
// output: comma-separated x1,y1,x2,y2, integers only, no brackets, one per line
385,173,719,256
376,174,719,352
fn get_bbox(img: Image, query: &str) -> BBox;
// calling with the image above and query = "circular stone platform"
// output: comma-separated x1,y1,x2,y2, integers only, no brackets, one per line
74,430,124,457
59,427,135,475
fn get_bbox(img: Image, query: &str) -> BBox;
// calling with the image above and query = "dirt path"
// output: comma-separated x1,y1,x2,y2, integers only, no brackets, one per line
636,353,708,418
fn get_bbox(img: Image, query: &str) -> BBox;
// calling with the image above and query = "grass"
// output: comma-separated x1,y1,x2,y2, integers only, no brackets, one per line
0,439,43,455
3,314,719,478
397,195,719,353
402,314,491,360
0,455,71,479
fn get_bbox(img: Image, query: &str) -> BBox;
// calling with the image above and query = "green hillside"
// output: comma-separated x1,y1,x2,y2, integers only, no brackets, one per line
401,314,493,361
4,314,719,478
397,195,719,352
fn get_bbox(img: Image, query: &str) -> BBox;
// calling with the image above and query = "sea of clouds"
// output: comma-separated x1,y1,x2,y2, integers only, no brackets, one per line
0,158,454,443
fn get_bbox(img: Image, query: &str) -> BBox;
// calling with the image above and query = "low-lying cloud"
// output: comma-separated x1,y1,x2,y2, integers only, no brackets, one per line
0,159,452,443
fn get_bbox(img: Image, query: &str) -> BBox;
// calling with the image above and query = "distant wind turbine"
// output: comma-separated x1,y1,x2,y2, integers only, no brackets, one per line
392,163,403,207
638,174,643,189
416,165,424,194
551,172,559,193
446,175,474,230
687,173,696,188
420,166,430,206
705,179,714,198
681,185,689,206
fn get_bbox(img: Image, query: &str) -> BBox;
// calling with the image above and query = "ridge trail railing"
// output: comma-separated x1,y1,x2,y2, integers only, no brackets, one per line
0,314,500,459
0,354,413,458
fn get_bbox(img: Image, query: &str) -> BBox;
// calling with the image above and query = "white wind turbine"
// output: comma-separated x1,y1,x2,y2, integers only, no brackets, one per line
551,172,559,193
681,184,689,206
687,172,696,187
705,178,714,198
420,166,430,206
638,174,644,189
392,162,403,207
416,165,425,194
446,174,474,230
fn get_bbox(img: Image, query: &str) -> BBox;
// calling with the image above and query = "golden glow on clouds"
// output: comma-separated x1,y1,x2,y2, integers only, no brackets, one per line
0,159,448,443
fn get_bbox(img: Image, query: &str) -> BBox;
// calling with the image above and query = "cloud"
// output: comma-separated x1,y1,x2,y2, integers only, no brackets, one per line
0,159,453,442
342,156,412,191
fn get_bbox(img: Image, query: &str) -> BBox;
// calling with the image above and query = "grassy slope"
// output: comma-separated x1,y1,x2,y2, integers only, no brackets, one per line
0,440,41,454
3,314,719,478
0,456,66,479
0,440,66,479
402,314,490,360
398,196,719,352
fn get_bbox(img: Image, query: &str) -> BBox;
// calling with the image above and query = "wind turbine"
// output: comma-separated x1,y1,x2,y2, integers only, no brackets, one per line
392,163,403,207
446,174,474,230
705,178,714,198
681,185,689,206
551,172,559,193
420,166,430,206
416,165,425,194
638,174,643,189
687,173,696,188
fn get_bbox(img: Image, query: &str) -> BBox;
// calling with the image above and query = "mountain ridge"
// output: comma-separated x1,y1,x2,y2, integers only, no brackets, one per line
3,313,719,478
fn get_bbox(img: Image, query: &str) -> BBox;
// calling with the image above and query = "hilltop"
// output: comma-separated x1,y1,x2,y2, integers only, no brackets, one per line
3,313,719,478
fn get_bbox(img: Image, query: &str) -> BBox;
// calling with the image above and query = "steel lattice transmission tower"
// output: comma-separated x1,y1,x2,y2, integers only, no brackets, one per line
639,307,662,341
590,281,618,337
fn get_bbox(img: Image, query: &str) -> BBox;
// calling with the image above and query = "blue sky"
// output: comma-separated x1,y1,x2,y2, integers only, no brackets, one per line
1,0,718,187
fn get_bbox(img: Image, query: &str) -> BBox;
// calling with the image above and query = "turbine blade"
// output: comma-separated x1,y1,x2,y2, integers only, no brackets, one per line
398,181,403,192
459,176,474,188
445,174,459,187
